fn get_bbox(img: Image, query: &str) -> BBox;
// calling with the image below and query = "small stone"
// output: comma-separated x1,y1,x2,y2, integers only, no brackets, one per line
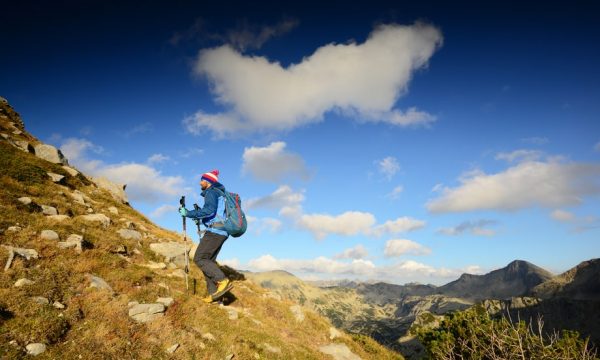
79,214,111,228
224,354,234,360
86,208,94,213
7,226,22,232
53,301,66,309
18,197,32,205
32,296,50,305
169,269,186,278
15,278,35,287
47,215,70,222
58,234,83,253
156,297,174,307
41,205,58,216
144,261,167,270
47,172,65,183
62,165,79,176
70,191,86,205
221,306,239,320
261,343,282,354
166,344,179,354
40,230,59,241
26,343,47,356
202,333,216,342
108,206,119,215
87,274,113,292
128,301,139,308
117,229,142,240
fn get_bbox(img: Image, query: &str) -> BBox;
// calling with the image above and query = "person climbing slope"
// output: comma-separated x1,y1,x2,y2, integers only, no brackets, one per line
178,169,233,303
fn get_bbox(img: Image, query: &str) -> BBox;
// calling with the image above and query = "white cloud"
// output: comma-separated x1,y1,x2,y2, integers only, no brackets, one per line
427,159,600,213
297,211,376,240
246,215,283,234
387,185,404,199
550,209,575,222
224,18,300,52
246,185,305,210
148,153,170,164
370,217,426,236
150,204,178,218
495,149,543,163
246,254,480,285
384,239,431,257
60,138,187,203
242,142,310,182
334,245,369,260
377,156,401,180
220,258,241,269
185,22,442,137
438,219,497,236
119,122,153,138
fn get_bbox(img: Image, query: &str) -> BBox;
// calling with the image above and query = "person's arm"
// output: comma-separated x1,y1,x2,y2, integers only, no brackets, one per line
185,190,218,219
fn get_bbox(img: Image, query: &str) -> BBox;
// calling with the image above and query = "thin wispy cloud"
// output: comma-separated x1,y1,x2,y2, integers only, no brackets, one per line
387,185,404,199
184,22,442,137
147,153,170,164
438,219,497,236
333,245,369,260
384,239,431,257
521,137,549,145
119,122,153,138
377,156,400,181
223,18,299,52
495,149,543,163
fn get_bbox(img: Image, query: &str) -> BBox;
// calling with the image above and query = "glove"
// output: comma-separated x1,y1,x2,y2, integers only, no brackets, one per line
193,218,200,226
179,207,188,216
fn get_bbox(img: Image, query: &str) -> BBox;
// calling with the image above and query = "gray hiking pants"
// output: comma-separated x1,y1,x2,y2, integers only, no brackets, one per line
193,230,228,295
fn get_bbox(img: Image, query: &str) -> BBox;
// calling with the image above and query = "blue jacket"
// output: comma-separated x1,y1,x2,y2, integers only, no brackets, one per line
185,182,228,236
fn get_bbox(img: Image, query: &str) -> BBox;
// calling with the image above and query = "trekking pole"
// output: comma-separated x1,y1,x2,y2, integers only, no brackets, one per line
179,196,190,293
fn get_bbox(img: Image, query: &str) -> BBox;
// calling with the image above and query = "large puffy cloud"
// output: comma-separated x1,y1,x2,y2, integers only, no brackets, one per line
242,142,310,182
185,23,442,136
60,138,186,203
370,217,426,236
384,239,431,257
334,245,369,260
427,159,600,213
246,185,305,210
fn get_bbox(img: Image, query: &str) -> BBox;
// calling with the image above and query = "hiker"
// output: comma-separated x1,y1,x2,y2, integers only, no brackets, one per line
178,169,233,303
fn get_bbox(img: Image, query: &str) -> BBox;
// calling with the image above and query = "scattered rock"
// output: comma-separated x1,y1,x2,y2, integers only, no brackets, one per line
18,196,32,205
53,301,66,309
110,245,127,254
79,214,111,228
221,305,239,320
144,261,167,270
34,144,68,165
224,355,234,360
58,234,83,253
166,344,179,354
86,208,94,214
40,230,59,241
319,344,362,360
128,301,139,308
32,296,50,305
47,215,70,222
2,245,39,271
261,343,282,354
169,269,186,278
47,172,65,183
87,274,113,293
108,206,119,215
14,139,33,152
202,333,216,342
26,343,47,356
41,205,58,216
329,327,343,340
62,165,79,177
12,129,22,135
92,176,128,204
70,191,86,205
14,278,35,287
156,297,174,307
128,303,165,323
149,242,189,266
117,229,142,241
7,226,22,232
290,305,305,322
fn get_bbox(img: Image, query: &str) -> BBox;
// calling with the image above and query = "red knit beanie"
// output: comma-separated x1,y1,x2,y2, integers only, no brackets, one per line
201,169,219,184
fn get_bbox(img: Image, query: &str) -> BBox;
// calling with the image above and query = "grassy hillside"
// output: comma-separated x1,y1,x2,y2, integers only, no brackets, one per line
0,100,403,360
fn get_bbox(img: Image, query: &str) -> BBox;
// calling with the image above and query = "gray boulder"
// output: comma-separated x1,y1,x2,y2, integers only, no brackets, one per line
79,214,111,228
26,343,47,356
128,303,166,323
62,165,79,177
41,205,58,216
149,242,189,267
58,234,83,253
14,278,35,287
40,230,59,241
17,197,32,205
34,144,68,165
319,344,362,360
87,274,113,293
47,172,65,183
117,229,142,241
92,176,128,204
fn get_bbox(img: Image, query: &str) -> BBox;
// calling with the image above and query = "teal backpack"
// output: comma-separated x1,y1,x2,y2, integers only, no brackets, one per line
213,187,247,237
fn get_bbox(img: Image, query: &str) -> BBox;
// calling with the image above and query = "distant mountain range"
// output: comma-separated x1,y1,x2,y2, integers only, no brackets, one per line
245,258,600,359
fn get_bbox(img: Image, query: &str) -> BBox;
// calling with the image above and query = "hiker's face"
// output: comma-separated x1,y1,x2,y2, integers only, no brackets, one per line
200,180,210,190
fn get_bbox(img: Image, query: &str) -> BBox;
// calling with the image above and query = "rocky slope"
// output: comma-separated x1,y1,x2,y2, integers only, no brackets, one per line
0,97,402,359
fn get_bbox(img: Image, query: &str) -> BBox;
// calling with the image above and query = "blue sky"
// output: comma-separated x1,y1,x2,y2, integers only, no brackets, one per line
2,0,599,285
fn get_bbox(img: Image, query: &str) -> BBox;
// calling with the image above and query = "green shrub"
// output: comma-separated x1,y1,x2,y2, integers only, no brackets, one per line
418,306,598,360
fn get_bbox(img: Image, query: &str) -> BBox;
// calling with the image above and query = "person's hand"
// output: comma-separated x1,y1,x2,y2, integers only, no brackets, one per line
193,218,200,226
179,207,188,216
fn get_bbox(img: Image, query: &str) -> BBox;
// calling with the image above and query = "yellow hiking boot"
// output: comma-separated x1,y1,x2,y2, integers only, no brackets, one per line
216,278,231,293
202,295,214,303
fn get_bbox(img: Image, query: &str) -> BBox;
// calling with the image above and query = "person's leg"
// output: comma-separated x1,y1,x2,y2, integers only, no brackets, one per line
193,231,227,294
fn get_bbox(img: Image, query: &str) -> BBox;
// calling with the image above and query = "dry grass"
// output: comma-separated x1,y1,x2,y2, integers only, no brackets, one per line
0,111,403,359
